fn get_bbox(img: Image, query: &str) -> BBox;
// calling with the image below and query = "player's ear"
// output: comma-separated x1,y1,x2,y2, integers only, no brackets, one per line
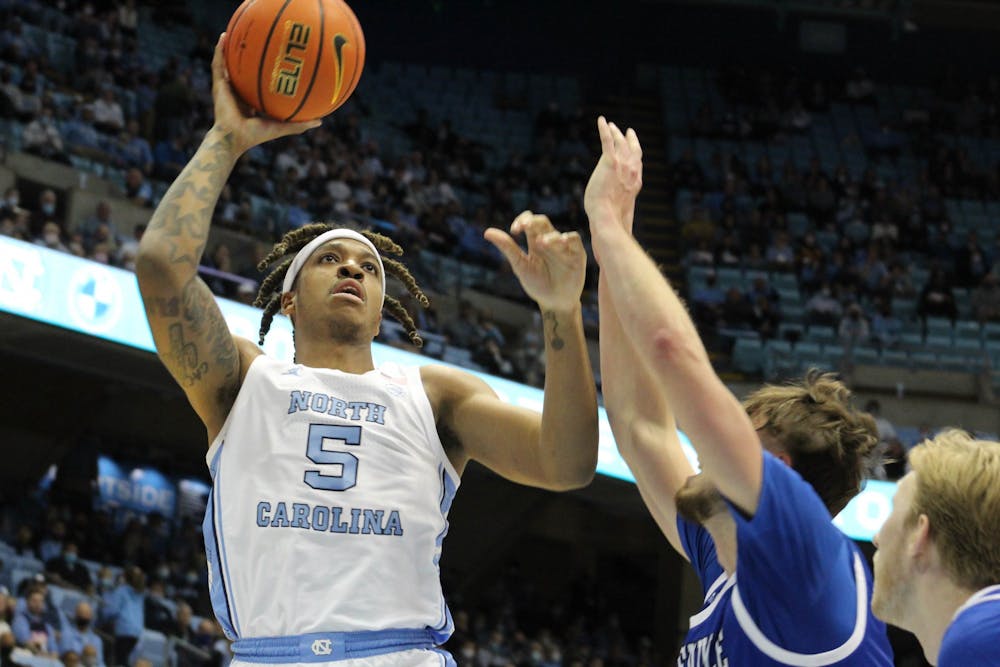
281,292,295,317
910,514,933,566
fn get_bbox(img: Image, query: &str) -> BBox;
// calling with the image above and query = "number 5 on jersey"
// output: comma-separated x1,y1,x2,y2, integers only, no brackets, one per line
304,423,362,491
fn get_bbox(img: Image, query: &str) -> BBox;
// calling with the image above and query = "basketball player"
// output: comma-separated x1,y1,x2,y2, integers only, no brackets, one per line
134,36,599,666
584,117,893,665
871,430,1000,666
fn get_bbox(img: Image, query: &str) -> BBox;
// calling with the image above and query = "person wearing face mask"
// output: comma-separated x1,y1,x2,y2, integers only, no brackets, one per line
34,221,68,254
29,188,60,238
59,602,104,667
44,543,93,592
100,566,145,665
0,187,21,218
94,568,116,596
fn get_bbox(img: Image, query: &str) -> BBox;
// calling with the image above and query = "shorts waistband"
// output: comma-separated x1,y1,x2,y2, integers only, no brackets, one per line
232,629,438,663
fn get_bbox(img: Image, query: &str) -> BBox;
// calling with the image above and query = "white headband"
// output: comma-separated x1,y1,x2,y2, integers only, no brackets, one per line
282,229,386,307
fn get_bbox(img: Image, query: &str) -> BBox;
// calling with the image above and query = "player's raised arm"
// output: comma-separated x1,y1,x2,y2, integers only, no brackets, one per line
583,125,694,555
136,34,318,440
422,212,599,491
586,117,763,516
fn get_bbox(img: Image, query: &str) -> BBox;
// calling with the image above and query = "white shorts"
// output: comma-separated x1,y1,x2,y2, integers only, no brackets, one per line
230,648,455,667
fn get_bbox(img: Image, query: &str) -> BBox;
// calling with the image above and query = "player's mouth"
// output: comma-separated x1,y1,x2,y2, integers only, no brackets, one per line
331,279,365,303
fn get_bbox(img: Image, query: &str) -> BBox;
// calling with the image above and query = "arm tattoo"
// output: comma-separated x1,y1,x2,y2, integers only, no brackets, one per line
543,311,565,351
166,322,209,387
145,132,236,269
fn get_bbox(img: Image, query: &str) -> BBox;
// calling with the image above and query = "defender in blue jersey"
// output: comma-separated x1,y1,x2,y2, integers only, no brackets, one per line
583,117,893,665
872,431,1000,666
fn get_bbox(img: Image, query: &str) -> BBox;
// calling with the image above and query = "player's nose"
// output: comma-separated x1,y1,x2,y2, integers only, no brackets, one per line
338,263,363,279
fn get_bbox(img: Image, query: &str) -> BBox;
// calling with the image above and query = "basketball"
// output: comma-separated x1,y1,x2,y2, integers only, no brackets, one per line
223,0,366,122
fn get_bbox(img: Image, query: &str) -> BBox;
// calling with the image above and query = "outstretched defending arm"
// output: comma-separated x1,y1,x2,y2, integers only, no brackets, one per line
586,118,764,516
136,35,318,441
583,122,694,555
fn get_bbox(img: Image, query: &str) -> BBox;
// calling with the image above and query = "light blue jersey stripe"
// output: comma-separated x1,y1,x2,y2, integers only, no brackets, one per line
203,444,241,638
431,465,458,641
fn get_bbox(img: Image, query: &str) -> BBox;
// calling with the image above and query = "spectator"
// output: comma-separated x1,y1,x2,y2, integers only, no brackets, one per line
90,87,125,135
838,303,871,345
152,133,190,181
59,602,103,667
29,189,60,239
11,588,56,656
971,271,1000,323
63,107,109,163
917,268,958,323
870,297,902,350
23,105,69,163
115,120,153,175
719,287,756,330
122,168,153,207
79,201,118,252
34,221,69,253
100,565,145,664
805,283,843,326
864,400,905,481
44,542,92,592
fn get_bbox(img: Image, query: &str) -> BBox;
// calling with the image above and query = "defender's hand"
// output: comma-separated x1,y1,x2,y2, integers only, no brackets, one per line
485,211,587,313
584,116,643,234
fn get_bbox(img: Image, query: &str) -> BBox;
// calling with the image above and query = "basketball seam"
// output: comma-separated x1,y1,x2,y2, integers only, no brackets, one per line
286,0,325,121
256,0,295,118
225,1,253,77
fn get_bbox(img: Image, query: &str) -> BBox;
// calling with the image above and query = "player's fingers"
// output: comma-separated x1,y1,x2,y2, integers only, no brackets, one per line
626,127,642,158
608,122,628,155
509,210,534,235
484,227,526,267
597,116,614,155
521,214,556,252
212,33,227,82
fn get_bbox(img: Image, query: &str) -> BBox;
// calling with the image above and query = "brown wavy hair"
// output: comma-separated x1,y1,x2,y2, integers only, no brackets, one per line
742,370,879,516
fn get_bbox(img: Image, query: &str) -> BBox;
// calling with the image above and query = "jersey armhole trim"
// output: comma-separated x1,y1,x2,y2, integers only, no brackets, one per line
689,573,735,629
731,552,868,666
411,365,461,486
206,354,272,466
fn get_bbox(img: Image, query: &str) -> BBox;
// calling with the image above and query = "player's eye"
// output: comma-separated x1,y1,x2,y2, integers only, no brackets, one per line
363,262,377,273
320,253,338,263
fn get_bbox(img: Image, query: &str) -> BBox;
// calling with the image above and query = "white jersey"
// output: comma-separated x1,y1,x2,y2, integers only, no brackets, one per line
204,355,459,643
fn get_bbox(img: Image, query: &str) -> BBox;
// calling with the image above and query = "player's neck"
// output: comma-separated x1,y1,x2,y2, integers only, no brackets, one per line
910,575,976,665
294,339,376,374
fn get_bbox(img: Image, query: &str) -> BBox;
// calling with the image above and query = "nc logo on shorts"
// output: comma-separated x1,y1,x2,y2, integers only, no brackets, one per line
311,639,333,656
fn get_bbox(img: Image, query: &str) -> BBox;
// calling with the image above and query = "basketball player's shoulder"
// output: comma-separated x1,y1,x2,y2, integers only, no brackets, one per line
232,335,265,382
940,588,1000,666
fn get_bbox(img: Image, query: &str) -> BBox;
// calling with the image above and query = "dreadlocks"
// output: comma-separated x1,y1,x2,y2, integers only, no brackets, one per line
253,222,430,348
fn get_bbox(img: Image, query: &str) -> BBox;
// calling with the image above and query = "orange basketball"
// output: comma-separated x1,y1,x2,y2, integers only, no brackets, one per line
224,0,365,122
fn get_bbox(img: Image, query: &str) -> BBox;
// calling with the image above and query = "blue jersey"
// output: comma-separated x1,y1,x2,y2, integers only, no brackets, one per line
938,584,1000,667
676,452,893,666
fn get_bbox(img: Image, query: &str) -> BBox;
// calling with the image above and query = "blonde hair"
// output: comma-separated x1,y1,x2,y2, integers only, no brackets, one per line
908,430,1000,591
742,370,879,516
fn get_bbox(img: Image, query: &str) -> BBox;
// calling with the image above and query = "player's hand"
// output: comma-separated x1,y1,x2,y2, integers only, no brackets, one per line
485,211,587,313
584,116,643,234
210,33,320,157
